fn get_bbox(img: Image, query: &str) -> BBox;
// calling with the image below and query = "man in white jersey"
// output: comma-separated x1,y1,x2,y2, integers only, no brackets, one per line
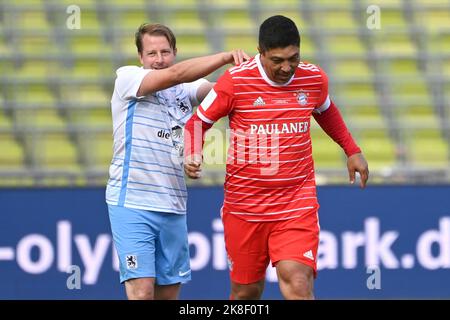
106,23,248,300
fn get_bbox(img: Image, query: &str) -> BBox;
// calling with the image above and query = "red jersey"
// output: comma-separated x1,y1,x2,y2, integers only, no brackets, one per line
197,55,331,222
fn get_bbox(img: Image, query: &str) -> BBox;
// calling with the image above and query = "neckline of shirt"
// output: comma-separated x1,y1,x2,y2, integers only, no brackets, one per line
255,53,295,87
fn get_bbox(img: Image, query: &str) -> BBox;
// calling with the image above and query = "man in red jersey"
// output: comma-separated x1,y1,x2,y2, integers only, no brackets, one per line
184,15,369,299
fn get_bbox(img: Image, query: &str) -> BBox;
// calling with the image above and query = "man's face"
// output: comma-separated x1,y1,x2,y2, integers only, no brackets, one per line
259,45,300,84
139,34,177,70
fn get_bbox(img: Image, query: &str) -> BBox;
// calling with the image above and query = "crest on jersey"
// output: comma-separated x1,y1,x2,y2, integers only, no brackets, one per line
297,92,308,106
176,98,190,114
126,255,138,269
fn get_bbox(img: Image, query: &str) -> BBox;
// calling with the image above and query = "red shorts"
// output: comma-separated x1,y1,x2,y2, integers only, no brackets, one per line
222,209,319,284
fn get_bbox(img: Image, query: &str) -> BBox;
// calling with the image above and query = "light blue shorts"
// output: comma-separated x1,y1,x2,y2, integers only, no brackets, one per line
108,204,191,285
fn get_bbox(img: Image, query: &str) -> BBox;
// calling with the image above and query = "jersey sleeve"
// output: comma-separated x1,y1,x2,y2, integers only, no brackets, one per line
314,66,331,114
183,78,209,106
196,71,234,124
114,66,151,101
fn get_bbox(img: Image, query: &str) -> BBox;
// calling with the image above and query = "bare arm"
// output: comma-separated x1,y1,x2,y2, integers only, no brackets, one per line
196,82,215,102
137,50,249,96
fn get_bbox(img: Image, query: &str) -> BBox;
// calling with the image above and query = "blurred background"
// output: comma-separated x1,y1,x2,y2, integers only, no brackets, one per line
0,0,449,186
0,0,449,299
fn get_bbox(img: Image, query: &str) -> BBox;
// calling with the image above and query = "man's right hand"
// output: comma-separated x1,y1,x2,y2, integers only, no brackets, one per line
184,155,202,179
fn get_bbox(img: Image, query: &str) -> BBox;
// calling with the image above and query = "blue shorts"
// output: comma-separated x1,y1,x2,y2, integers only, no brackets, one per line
108,204,191,285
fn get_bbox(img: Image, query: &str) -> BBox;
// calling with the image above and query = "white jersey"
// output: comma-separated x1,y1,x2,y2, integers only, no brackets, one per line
106,66,207,214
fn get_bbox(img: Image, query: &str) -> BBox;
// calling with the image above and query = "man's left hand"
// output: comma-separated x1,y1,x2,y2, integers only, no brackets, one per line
347,153,369,188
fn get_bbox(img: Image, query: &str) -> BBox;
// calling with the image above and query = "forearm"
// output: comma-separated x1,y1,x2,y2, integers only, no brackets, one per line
313,101,361,157
138,53,230,96
174,53,230,84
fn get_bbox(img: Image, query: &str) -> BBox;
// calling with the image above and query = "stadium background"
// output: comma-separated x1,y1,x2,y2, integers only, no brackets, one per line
0,0,449,299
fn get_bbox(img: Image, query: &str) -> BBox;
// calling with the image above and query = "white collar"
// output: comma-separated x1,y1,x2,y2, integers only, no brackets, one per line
255,53,294,87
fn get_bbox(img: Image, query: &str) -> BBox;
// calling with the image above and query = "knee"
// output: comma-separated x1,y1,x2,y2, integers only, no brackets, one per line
290,280,313,299
129,288,154,300
155,284,180,300
232,283,264,300
125,279,154,300
284,274,314,300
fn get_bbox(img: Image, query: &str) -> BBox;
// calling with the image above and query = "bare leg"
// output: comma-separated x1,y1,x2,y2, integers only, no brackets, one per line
230,279,265,300
125,277,155,300
155,283,181,300
276,260,314,300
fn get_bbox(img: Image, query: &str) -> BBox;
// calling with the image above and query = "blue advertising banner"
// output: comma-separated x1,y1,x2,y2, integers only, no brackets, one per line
0,186,449,299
